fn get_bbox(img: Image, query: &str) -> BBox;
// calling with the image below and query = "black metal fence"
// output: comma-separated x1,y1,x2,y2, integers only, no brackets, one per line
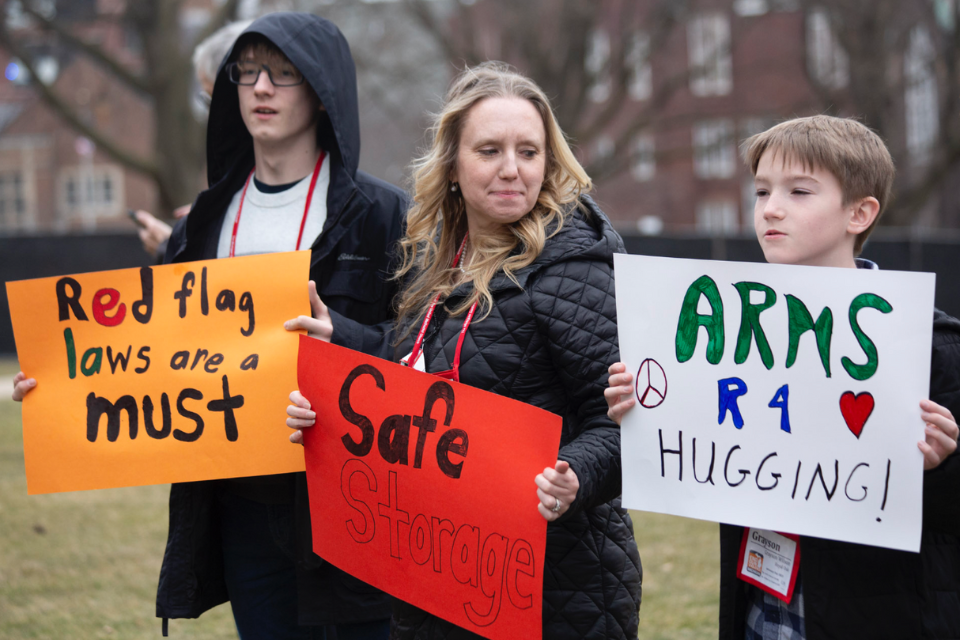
1,232,957,355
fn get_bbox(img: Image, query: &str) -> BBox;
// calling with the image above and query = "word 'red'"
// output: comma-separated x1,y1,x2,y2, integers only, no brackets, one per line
676,276,892,381
338,364,469,480
56,266,255,336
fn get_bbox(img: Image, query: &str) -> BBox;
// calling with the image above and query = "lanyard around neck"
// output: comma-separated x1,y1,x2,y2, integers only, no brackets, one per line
404,234,478,381
228,150,326,258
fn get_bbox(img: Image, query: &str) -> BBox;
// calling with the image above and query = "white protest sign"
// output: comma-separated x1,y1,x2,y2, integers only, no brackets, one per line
615,254,936,552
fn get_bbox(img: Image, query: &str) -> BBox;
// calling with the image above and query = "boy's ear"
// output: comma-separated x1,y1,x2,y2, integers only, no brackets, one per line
847,196,880,235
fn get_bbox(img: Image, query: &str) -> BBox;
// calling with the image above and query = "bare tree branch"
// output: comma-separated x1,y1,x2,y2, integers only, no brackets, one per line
20,0,149,95
0,21,159,179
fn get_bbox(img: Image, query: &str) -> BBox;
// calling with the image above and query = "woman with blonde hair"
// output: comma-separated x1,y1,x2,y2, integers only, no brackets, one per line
286,61,642,639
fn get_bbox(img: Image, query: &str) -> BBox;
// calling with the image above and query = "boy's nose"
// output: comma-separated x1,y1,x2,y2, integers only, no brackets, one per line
762,194,786,219
253,70,275,95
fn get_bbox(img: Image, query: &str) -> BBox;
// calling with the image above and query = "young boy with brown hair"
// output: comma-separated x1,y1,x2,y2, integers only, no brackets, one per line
605,115,960,639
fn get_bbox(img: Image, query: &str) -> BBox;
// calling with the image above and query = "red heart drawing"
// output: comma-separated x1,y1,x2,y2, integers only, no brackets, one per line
839,391,874,438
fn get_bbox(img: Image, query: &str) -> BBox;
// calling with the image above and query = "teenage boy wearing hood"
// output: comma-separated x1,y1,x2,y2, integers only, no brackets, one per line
156,13,404,639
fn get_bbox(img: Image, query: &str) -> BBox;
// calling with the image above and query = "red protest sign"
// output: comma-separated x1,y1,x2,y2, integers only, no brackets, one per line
298,336,562,640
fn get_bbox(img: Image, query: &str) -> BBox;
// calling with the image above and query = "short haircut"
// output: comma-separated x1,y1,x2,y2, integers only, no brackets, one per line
192,20,252,83
743,115,895,254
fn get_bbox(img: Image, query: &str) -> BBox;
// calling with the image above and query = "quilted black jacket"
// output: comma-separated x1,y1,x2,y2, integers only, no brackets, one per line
332,195,642,640
719,308,960,640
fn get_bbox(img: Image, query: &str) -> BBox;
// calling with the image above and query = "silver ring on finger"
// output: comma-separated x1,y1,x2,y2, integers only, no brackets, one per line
551,496,562,513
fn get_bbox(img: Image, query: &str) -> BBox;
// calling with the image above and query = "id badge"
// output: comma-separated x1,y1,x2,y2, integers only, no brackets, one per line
736,528,800,603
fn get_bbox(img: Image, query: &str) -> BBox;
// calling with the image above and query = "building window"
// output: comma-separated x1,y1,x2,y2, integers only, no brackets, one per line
734,0,768,17
586,29,611,103
697,199,739,235
934,0,955,31
626,31,652,100
806,8,849,89
59,165,125,225
905,26,939,165
688,12,732,96
631,133,656,181
0,172,26,229
693,119,736,179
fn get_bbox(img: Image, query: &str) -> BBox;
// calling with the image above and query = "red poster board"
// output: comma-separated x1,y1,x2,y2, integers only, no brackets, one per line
298,336,562,640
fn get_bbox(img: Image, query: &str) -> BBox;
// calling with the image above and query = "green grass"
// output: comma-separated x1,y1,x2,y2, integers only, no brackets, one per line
0,399,719,638
0,355,21,378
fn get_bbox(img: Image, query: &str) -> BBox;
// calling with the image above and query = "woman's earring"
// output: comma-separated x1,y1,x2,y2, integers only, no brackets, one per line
450,182,459,193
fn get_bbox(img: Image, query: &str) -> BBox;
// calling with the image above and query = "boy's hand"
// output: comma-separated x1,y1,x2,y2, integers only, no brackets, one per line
603,362,635,426
918,399,958,471
284,280,333,342
12,371,36,402
286,389,316,445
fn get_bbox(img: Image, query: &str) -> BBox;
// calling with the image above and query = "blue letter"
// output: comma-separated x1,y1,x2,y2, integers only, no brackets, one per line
768,384,791,433
718,377,748,429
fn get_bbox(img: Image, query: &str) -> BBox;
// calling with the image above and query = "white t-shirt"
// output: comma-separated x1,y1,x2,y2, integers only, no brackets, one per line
216,159,330,258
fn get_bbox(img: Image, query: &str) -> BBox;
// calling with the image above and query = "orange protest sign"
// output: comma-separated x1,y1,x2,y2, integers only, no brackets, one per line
298,336,562,640
6,252,310,494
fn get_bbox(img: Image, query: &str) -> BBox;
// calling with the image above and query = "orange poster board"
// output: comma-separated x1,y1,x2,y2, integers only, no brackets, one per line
6,252,310,494
299,336,562,640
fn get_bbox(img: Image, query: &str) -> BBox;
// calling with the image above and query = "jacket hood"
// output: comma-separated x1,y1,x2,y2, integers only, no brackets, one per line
205,12,360,186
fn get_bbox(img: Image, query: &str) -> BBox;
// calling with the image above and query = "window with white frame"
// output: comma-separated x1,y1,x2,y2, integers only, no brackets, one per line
630,133,656,181
586,29,611,103
59,165,124,223
734,0,768,17
0,171,26,230
693,119,736,179
626,31,652,100
696,199,739,235
806,8,849,89
905,26,939,164
688,12,732,96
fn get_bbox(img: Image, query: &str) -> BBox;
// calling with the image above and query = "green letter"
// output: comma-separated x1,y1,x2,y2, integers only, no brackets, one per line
733,282,776,370
80,347,103,377
786,295,833,377
64,327,76,379
841,293,893,381
676,275,724,364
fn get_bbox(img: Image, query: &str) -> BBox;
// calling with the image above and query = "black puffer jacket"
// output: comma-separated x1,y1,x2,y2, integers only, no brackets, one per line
333,196,642,640
157,13,404,628
719,308,960,639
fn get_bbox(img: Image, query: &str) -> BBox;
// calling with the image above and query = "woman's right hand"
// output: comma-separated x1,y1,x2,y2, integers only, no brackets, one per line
284,280,333,342
12,372,36,402
603,362,635,426
286,390,316,445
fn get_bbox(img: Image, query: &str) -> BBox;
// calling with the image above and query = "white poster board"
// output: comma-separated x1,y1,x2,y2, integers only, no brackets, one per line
615,254,936,552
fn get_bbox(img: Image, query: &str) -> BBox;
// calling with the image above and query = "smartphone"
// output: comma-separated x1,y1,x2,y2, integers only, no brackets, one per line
128,209,146,228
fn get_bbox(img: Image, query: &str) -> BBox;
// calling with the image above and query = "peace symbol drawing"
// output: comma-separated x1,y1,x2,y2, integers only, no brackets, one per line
636,358,668,409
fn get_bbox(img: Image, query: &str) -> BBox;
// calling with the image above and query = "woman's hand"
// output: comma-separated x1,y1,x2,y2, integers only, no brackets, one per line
286,390,316,445
603,362,635,426
12,372,36,402
919,399,958,471
284,280,333,342
536,460,579,522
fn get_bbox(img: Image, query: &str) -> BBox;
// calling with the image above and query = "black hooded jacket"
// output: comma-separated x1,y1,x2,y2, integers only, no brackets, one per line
157,13,404,627
719,308,960,640
331,197,643,640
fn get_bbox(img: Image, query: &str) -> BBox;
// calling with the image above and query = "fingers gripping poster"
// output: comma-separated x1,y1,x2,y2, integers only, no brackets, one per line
6,252,311,494
614,255,936,552
298,336,562,640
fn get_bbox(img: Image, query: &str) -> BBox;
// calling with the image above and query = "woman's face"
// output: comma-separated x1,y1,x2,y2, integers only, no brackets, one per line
451,97,547,235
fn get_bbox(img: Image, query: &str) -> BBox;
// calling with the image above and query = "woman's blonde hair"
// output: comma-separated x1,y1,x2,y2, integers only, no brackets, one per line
395,61,591,332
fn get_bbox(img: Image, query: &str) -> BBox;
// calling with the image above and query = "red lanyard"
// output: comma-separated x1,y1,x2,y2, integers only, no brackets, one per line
403,234,478,383
228,150,326,258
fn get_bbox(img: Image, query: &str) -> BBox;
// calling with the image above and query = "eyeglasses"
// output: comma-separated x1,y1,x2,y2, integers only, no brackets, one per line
226,61,305,87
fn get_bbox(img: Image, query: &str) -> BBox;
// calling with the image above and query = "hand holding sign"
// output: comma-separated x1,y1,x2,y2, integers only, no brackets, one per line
11,371,36,402
604,362,635,425
283,280,332,341
919,399,958,470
